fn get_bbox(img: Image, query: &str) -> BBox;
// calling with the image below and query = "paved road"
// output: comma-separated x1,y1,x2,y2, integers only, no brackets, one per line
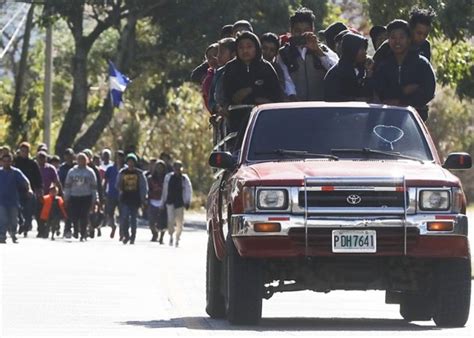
1,211,473,337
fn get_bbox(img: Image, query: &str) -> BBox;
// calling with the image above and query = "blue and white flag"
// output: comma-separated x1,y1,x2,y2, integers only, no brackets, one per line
108,60,130,108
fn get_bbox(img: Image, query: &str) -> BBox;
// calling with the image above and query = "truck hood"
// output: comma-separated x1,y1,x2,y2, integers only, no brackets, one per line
238,160,461,187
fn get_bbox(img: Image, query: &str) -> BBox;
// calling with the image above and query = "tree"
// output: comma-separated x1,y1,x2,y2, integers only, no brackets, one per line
46,0,131,155
364,0,474,98
7,4,35,145
73,9,138,151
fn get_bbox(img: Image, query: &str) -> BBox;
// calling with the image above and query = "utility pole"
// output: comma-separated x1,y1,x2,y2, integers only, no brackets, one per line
43,18,52,150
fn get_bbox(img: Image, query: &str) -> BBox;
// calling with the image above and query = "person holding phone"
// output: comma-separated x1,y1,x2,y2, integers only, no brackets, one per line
277,7,339,101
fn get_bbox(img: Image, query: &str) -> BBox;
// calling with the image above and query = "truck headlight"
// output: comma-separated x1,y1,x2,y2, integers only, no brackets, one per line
419,190,450,211
257,189,288,210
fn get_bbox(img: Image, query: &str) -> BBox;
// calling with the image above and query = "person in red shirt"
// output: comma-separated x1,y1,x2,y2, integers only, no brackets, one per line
40,185,67,241
201,43,219,113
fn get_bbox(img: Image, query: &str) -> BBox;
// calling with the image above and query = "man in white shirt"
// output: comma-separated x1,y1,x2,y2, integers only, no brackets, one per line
277,7,339,101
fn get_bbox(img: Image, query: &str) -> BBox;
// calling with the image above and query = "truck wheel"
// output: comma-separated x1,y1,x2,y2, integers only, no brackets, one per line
225,235,263,325
205,232,225,318
399,292,433,321
433,258,471,327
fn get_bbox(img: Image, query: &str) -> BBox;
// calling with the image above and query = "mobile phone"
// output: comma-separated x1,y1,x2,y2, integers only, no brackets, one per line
290,35,306,46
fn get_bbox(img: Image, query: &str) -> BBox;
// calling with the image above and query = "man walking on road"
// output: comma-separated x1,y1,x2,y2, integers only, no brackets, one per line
161,161,193,247
104,150,125,239
0,152,32,244
13,142,43,237
58,148,76,238
116,153,148,245
64,153,98,241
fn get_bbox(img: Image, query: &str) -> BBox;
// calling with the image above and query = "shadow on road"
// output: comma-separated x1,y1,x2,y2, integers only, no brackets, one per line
122,316,443,331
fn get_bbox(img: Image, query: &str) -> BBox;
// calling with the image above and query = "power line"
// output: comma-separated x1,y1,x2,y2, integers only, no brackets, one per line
0,3,27,36
0,4,30,59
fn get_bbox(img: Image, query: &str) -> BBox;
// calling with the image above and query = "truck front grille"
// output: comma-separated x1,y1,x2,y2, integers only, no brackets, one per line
298,191,405,208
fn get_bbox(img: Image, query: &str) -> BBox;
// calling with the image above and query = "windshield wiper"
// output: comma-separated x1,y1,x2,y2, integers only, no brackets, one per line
255,149,339,160
331,148,424,164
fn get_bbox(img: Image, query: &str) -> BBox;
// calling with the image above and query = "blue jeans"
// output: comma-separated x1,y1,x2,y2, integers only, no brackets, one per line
0,206,19,241
120,204,138,240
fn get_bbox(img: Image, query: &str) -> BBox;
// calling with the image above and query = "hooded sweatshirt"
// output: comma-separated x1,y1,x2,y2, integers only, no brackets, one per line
64,165,98,200
13,156,42,192
223,31,283,105
374,48,435,111
373,39,431,72
324,33,373,102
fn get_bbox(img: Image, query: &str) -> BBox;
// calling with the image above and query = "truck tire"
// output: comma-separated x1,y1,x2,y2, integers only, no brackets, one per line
205,232,225,318
225,235,263,325
399,292,433,321
433,258,471,327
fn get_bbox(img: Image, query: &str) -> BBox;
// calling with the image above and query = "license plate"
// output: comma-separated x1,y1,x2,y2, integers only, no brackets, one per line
332,230,377,253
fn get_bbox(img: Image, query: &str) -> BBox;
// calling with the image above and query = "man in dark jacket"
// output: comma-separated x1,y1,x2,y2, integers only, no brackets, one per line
369,25,387,51
319,21,347,52
13,142,42,237
324,33,373,102
223,31,283,106
58,148,76,238
190,24,235,84
374,20,435,121
373,7,435,70
116,153,148,245
261,32,285,92
223,31,283,132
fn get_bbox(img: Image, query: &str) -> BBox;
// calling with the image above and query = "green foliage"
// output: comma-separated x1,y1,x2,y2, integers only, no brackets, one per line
95,83,213,206
428,86,473,158
427,85,474,201
150,83,214,198
364,0,474,98
323,2,347,28
432,38,474,98
364,0,473,41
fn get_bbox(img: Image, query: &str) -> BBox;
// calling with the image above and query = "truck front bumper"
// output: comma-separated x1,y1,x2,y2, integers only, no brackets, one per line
230,214,470,258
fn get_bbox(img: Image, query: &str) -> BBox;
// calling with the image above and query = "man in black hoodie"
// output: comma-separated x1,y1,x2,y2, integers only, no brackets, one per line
223,31,283,106
223,31,283,134
373,7,435,70
14,142,43,237
324,33,373,102
374,20,435,121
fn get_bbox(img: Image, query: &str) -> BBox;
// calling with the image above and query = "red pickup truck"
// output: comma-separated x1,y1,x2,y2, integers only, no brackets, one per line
205,102,471,326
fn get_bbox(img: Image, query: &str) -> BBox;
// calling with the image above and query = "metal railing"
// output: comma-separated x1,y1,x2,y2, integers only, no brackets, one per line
211,104,254,153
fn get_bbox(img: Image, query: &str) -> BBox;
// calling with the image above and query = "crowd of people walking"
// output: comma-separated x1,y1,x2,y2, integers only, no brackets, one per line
0,143,193,246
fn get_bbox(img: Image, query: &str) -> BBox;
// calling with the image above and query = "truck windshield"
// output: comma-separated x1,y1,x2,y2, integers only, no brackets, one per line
247,108,433,162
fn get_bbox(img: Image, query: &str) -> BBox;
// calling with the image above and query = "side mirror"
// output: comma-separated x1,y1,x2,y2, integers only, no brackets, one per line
209,151,237,170
443,152,472,169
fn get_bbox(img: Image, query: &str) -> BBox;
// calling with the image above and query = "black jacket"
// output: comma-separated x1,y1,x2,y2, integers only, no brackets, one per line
190,61,209,84
13,157,42,191
373,39,431,71
324,33,373,102
223,32,283,105
374,50,435,108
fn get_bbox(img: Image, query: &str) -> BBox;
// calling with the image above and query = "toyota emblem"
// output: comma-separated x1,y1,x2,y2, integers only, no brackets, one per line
347,194,362,205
